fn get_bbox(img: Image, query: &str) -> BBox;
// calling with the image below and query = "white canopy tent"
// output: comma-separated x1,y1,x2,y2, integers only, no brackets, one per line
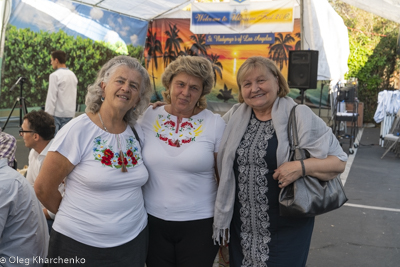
71,0,193,21
340,0,400,24
302,0,349,81
0,0,350,82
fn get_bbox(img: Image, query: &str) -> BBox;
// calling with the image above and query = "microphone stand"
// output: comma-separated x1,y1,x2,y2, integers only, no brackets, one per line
2,77,28,131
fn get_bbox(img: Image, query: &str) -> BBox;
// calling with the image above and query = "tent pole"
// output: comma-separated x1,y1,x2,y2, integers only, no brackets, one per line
300,0,304,50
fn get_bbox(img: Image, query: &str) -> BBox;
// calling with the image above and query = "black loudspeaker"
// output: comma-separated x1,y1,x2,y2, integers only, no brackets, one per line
287,50,319,89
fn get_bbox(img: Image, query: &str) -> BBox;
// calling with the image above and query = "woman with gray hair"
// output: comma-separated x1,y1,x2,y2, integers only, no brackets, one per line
35,55,152,266
138,56,226,267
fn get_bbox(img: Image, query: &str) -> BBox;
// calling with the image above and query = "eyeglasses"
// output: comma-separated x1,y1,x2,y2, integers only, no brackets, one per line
19,128,35,135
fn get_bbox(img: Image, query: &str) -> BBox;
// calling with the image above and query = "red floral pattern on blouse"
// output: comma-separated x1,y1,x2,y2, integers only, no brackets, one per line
93,136,141,169
154,114,204,148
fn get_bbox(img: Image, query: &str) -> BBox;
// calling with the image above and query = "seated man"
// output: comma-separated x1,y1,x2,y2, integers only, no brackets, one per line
0,152,49,266
21,110,64,229
0,127,17,168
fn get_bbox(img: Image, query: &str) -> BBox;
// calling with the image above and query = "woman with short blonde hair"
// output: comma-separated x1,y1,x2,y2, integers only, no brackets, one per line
139,56,226,267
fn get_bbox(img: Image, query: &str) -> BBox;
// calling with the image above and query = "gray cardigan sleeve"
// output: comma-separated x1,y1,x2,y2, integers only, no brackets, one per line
295,105,348,162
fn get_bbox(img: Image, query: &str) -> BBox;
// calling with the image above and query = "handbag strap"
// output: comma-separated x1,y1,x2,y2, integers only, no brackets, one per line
130,126,142,149
287,105,306,177
287,105,299,154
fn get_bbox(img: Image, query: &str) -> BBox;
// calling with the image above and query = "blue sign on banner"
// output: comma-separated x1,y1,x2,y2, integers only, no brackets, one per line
205,33,275,45
192,12,231,26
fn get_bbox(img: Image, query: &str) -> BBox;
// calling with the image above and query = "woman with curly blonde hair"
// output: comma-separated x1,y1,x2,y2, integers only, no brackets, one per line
139,56,226,267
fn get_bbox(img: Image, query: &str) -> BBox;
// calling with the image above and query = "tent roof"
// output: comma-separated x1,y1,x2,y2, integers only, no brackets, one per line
71,0,193,21
341,0,400,24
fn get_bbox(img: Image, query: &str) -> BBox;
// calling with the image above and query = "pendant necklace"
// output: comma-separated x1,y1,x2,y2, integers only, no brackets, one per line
98,112,128,172
98,112,108,132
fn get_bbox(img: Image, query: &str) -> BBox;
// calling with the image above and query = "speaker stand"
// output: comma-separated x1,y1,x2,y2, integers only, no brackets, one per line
299,89,306,104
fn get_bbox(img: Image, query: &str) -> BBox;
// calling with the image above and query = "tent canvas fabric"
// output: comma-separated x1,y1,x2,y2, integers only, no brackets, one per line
71,0,192,21
303,0,349,81
340,0,400,24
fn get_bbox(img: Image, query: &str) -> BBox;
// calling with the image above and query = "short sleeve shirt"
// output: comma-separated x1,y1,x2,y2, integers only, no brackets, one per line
49,114,148,248
138,106,226,221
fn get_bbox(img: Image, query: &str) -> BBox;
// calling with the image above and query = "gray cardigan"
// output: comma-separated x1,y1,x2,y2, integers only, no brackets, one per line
213,96,347,244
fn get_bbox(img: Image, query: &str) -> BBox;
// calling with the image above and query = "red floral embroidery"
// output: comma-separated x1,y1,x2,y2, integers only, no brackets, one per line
94,136,140,169
118,156,128,166
159,135,168,141
168,139,178,147
181,122,193,129
182,138,192,144
103,149,114,159
101,156,112,166
164,121,176,127
154,115,203,148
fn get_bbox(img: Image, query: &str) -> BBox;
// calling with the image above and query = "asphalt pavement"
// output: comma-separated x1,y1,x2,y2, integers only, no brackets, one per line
307,127,400,267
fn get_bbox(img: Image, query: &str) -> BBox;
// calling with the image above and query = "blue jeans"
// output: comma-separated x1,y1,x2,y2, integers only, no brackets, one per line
54,116,72,134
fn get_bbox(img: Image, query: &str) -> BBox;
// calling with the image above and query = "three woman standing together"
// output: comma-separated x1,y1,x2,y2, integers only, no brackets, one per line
35,55,346,267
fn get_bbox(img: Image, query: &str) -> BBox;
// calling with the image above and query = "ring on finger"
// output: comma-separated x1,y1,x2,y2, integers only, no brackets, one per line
278,181,283,185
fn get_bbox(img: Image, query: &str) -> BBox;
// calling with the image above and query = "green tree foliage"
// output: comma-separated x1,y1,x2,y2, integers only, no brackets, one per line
330,0,399,122
1,25,143,109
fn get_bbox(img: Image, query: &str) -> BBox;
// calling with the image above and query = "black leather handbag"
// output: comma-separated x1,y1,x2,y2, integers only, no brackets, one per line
279,105,348,217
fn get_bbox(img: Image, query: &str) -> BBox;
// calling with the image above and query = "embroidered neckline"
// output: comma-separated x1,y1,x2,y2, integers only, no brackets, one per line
153,112,204,147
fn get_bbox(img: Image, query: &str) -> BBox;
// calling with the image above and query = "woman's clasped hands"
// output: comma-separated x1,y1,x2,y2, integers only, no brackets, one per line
273,160,303,188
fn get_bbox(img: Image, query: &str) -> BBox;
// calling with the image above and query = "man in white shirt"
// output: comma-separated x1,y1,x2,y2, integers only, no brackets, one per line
21,110,63,232
45,50,78,133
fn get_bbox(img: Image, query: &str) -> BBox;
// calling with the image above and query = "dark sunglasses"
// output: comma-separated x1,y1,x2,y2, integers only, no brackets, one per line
19,128,35,134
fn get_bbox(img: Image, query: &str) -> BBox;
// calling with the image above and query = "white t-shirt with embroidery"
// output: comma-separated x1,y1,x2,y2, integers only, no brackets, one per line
138,106,226,221
49,114,148,248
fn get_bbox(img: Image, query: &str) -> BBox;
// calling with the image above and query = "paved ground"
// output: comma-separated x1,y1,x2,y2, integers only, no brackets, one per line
2,119,400,267
307,127,400,267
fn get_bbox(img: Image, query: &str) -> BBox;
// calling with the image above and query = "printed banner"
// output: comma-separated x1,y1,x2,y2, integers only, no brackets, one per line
191,0,294,34
143,18,334,108
205,33,275,45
